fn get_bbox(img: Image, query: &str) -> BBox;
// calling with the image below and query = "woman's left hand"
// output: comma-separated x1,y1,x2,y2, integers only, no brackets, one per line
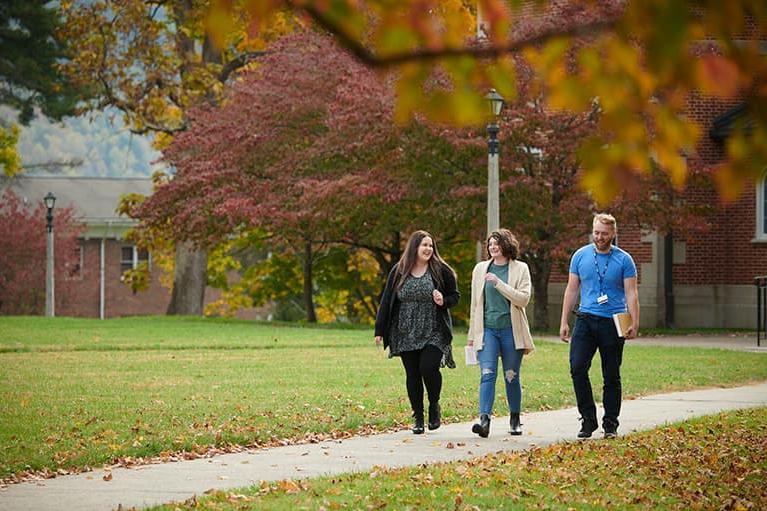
485,273,500,284
432,289,444,306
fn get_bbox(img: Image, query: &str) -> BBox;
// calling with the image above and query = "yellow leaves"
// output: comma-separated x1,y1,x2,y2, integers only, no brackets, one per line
524,37,568,90
650,104,699,188
577,136,646,205
439,88,487,126
0,124,21,177
439,0,476,47
485,58,517,105
652,144,687,189
714,118,767,202
121,261,151,294
695,55,743,99
206,0,236,50
152,132,175,151
377,25,420,56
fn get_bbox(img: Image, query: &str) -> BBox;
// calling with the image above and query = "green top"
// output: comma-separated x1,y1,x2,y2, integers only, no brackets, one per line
483,262,511,329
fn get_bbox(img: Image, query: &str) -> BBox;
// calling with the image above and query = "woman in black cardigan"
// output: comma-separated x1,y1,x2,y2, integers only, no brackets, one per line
374,230,460,434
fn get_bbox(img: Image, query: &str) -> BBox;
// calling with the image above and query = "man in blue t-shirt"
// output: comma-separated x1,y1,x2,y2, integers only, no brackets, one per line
559,213,640,439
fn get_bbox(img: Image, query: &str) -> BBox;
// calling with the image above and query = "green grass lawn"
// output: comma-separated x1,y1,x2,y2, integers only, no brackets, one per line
1,316,766,480
151,407,767,511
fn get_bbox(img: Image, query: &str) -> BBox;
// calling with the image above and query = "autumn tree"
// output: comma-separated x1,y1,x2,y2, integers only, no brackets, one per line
132,30,400,320
132,30,480,321
207,0,766,203
58,0,298,315
0,189,82,314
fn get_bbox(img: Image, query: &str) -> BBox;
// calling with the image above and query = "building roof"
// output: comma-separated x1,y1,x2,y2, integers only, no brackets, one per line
1,175,153,238
710,102,753,142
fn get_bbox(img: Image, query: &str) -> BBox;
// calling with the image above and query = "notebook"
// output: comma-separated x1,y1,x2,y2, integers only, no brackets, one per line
612,312,632,337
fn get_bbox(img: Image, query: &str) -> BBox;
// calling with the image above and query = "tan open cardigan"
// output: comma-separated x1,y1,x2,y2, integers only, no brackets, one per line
467,259,535,354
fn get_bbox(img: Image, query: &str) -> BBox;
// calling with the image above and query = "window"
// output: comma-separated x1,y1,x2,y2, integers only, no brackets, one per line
120,246,149,273
66,243,83,280
757,172,767,241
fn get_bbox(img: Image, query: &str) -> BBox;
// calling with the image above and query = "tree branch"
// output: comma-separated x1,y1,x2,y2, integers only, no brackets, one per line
219,51,269,82
297,2,620,67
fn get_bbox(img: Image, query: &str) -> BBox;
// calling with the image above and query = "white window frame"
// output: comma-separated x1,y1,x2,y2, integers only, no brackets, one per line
120,245,150,273
757,171,767,242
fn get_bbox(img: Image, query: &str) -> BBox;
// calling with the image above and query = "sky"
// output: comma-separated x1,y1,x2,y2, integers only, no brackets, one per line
2,106,162,177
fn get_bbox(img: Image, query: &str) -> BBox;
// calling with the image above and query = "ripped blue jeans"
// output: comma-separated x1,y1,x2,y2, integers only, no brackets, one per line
477,326,523,416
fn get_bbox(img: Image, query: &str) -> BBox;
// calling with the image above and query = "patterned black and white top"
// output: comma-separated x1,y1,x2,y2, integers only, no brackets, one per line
389,271,449,356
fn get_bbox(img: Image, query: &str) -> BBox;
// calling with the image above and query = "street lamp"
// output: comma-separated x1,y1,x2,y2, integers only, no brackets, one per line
44,192,56,317
485,88,504,234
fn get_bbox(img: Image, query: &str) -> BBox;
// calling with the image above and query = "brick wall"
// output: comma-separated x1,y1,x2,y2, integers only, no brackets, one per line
672,92,767,285
548,96,767,288
56,238,273,319
58,239,170,317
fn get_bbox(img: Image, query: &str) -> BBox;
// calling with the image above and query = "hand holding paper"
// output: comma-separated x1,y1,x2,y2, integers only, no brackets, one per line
464,345,477,366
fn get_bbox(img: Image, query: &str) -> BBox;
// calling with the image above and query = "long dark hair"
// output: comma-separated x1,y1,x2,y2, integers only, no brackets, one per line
395,230,455,291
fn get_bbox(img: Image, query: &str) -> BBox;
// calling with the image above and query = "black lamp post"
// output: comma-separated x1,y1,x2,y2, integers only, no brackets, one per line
44,192,56,317
485,88,505,234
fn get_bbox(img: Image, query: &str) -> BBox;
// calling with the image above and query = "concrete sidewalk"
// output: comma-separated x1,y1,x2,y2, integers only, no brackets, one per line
1,382,765,511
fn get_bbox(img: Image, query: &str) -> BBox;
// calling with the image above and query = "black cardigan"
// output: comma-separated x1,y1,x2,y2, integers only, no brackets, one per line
374,263,460,350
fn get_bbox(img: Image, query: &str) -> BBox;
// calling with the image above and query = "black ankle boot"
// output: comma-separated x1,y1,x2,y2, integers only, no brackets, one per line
428,403,441,430
510,412,522,435
471,414,490,438
577,415,598,438
412,413,425,434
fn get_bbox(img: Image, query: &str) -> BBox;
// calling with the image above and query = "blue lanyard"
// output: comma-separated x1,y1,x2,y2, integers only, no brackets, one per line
593,247,612,294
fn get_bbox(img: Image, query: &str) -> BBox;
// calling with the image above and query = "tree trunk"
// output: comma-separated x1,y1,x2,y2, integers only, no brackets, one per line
166,241,207,315
303,239,317,323
165,1,211,318
529,259,552,331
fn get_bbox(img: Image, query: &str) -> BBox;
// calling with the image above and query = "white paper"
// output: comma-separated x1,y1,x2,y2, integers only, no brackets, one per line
464,345,478,366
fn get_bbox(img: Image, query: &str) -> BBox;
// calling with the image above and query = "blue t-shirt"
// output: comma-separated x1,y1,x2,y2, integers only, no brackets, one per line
569,244,637,318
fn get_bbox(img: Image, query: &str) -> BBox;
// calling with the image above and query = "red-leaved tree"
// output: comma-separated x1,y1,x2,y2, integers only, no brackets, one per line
0,189,82,315
134,30,479,320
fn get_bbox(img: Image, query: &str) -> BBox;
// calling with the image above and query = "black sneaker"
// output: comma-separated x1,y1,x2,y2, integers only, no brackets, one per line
603,420,618,439
577,416,598,438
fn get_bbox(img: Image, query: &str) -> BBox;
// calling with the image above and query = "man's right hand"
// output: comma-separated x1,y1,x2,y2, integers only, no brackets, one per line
559,324,570,343
374,336,383,347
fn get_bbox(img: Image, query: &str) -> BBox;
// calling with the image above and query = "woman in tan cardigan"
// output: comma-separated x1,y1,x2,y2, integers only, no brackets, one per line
467,229,534,438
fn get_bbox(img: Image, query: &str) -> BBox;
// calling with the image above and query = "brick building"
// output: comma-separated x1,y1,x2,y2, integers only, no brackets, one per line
3,176,271,319
3,176,172,318
478,2,767,329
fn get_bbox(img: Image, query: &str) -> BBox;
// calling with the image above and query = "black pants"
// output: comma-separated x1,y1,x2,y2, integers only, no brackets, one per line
569,313,625,427
400,345,443,417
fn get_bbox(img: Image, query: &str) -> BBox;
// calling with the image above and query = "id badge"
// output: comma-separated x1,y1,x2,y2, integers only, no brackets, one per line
597,294,608,305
